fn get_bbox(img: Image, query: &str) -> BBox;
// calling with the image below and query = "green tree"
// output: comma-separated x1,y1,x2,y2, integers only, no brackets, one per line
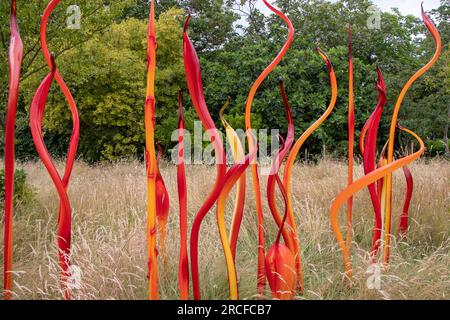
2,0,447,162
123,0,240,52
122,0,179,19
0,0,136,156
21,8,186,161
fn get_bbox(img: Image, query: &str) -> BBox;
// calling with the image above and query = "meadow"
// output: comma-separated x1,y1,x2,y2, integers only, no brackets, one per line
0,159,448,300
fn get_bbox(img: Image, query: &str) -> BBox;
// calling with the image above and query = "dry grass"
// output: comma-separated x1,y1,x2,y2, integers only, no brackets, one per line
1,159,449,300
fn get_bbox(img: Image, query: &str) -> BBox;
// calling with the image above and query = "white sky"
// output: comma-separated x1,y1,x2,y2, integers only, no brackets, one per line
256,0,442,17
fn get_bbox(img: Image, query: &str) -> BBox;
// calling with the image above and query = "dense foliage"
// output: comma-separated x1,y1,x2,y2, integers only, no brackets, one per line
0,168,34,206
0,0,448,162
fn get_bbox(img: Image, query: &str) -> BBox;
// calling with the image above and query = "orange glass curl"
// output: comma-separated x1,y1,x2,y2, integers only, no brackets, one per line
383,4,441,264
244,0,295,296
346,25,355,252
282,48,338,291
330,125,425,280
144,0,159,300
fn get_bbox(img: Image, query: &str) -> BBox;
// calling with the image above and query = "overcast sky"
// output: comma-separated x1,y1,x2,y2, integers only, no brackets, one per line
256,0,441,17
337,0,441,17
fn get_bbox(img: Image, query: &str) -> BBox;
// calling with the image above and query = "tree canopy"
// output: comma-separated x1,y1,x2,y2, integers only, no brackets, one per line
1,0,448,161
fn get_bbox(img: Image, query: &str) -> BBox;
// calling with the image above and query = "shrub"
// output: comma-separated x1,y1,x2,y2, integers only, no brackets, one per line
0,168,35,208
425,140,449,157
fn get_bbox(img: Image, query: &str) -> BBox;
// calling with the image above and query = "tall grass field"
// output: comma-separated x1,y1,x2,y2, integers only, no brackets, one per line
1,159,449,300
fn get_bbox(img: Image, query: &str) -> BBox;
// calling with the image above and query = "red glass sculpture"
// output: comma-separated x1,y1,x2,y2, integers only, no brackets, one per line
3,0,23,300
